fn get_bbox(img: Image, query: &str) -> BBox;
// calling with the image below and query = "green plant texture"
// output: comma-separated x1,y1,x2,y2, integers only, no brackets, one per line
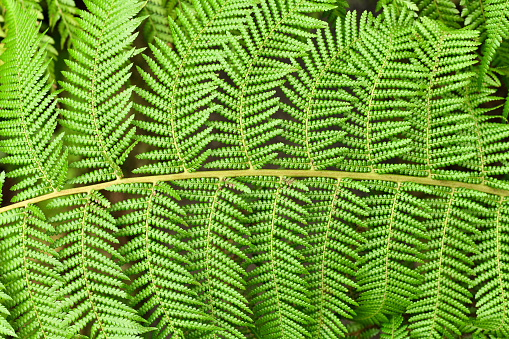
2,0,509,337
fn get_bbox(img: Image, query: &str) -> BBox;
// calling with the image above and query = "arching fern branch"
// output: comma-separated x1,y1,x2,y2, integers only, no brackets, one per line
58,0,144,184
107,182,214,339
0,0,67,202
403,17,480,180
304,177,368,338
276,12,359,170
208,0,335,170
0,203,67,338
48,0,79,49
407,187,486,338
134,0,252,174
243,176,312,339
469,195,509,336
355,181,430,324
172,177,253,339
380,315,409,339
48,191,147,338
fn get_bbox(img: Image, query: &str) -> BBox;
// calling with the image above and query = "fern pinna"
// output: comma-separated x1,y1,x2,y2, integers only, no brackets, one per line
3,0,509,337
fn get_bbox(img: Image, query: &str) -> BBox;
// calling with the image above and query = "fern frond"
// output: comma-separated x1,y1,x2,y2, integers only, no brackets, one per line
355,181,431,323
0,204,67,339
242,176,312,339
108,182,214,339
134,0,252,174
414,0,462,28
470,195,509,336
0,172,14,339
208,0,335,170
304,177,368,338
275,12,358,170
48,0,79,48
58,0,144,184
461,0,487,32
459,72,509,190
338,6,419,174
0,0,67,202
171,177,253,338
48,191,146,338
381,315,410,339
477,0,509,86
407,187,485,338
403,18,480,180
140,0,175,44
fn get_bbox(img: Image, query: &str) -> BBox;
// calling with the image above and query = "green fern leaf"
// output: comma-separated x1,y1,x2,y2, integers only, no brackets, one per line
381,315,410,339
208,0,335,170
470,195,509,336
356,181,431,323
0,203,67,339
134,0,252,174
304,177,368,338
107,182,214,338
48,191,147,338
403,17,480,180
48,0,79,49
477,0,509,86
58,0,144,184
407,187,485,338
414,0,462,28
140,0,176,44
172,177,253,339
0,0,67,202
242,176,312,339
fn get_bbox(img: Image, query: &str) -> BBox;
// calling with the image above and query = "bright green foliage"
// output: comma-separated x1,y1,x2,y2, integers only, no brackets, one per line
0,203,67,339
48,0,79,48
172,178,253,339
304,177,368,338
407,187,485,338
141,0,179,44
243,176,311,339
381,315,410,339
208,0,335,170
477,0,509,86
58,0,144,184
355,181,430,323
48,191,146,338
108,182,213,339
460,72,509,190
414,0,462,28
0,0,67,203
134,0,252,174
0,172,14,339
402,18,480,180
276,12,356,170
337,7,418,173
470,195,509,336
460,0,487,33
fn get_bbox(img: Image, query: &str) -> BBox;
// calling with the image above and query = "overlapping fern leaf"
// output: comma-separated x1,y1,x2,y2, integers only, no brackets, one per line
134,0,252,174
276,12,358,170
355,181,430,324
0,173,14,339
108,182,214,339
336,7,418,174
0,0,67,202
208,0,335,170
477,0,509,86
407,187,484,338
58,0,144,184
140,0,178,44
48,191,147,338
469,195,509,336
403,18,480,180
242,176,312,339
171,177,253,339
414,0,462,28
380,315,409,339
48,0,79,48
303,177,368,338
